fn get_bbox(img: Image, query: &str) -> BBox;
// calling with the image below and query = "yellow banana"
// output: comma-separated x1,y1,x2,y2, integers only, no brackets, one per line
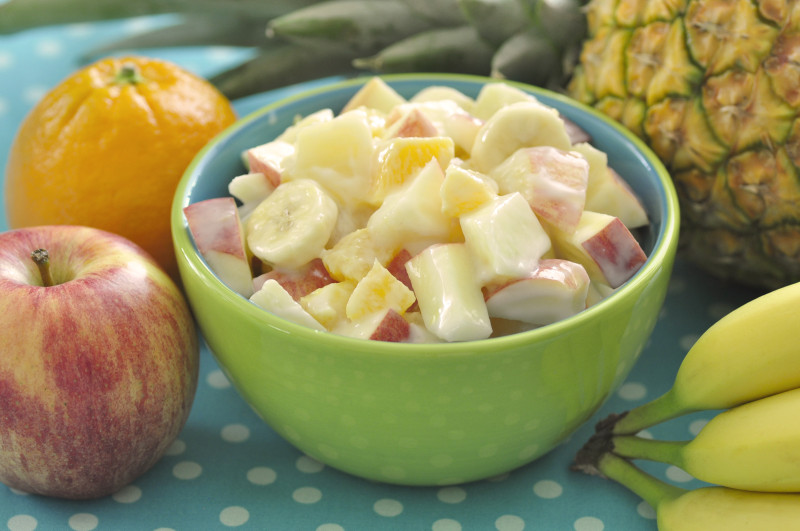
576,451,800,531
611,386,800,492
608,280,800,435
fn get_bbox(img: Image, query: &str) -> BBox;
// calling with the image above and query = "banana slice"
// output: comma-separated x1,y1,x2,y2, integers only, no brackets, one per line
246,179,338,269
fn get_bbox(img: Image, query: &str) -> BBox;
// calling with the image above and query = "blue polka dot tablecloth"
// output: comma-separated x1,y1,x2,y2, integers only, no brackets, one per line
0,13,769,531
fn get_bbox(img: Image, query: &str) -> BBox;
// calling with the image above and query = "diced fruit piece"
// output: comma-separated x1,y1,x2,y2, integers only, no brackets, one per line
250,279,326,331
341,76,406,114
490,146,589,233
384,107,439,138
246,179,338,269
228,172,276,221
253,258,334,300
440,110,483,157
292,109,374,206
472,81,539,120
440,164,499,217
244,140,294,187
404,311,446,343
184,197,253,298
483,259,591,325
410,85,476,113
346,260,416,320
552,211,648,288
571,142,648,228
386,101,482,156
471,101,573,173
320,227,396,282
386,248,418,311
369,136,455,205
586,280,616,307
275,108,334,144
562,116,591,144
460,192,551,284
333,308,411,343
229,172,275,205
299,280,356,330
367,160,461,255
405,243,492,342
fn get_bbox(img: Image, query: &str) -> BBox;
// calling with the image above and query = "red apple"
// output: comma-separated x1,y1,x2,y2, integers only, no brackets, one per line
0,225,199,499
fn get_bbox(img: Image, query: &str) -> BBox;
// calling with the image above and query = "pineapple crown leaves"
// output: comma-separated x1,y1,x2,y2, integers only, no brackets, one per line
0,0,589,99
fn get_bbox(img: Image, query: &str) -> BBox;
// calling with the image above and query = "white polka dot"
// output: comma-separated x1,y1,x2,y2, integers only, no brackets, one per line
572,516,606,531
688,418,709,436
0,51,13,69
317,525,345,531
35,40,62,57
68,513,99,531
680,334,700,351
574,516,604,531
437,486,466,504
495,514,525,531
23,86,48,104
153,528,176,531
374,498,404,517
221,423,250,443
220,506,250,527
207,369,231,389
112,485,141,503
665,466,694,483
173,461,203,480
164,439,186,456
296,455,325,474
637,501,657,519
432,518,462,531
7,514,37,531
293,487,322,504
247,466,277,485
617,382,647,401
533,479,563,499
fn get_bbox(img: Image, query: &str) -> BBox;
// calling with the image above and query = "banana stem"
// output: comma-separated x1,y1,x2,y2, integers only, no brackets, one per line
596,452,686,510
612,389,689,434
612,435,687,469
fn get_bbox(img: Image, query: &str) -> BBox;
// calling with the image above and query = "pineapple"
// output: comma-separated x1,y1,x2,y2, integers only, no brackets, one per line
568,0,800,289
3,0,799,288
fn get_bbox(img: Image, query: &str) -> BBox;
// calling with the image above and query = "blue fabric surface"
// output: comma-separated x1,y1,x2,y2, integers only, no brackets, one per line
0,14,765,531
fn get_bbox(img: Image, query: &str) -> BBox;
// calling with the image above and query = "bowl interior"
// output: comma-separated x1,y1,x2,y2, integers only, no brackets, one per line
174,73,677,332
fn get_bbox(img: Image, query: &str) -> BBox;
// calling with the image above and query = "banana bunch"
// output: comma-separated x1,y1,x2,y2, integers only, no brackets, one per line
573,281,800,529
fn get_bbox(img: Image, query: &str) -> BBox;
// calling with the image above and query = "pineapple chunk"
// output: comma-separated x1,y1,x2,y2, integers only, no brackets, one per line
300,281,356,330
460,192,552,285
369,136,455,205
346,260,416,321
250,279,326,331
320,227,396,283
440,164,499,217
342,77,406,114
405,243,492,342
367,159,462,255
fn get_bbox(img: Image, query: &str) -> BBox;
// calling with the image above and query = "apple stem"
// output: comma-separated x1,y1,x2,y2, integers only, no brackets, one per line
31,248,54,287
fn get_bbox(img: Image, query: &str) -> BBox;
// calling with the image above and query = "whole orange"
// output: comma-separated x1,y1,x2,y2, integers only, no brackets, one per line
4,56,237,281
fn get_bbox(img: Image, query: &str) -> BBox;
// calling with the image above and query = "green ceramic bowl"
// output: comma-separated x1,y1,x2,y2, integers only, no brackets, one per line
172,74,679,486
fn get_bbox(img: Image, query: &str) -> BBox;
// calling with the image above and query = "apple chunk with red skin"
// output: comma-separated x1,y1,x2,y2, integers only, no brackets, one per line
253,258,334,301
552,211,647,288
184,197,254,298
0,225,199,499
483,259,590,325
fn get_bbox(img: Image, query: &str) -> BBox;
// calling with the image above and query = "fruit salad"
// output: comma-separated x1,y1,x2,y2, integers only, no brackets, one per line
184,78,650,343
